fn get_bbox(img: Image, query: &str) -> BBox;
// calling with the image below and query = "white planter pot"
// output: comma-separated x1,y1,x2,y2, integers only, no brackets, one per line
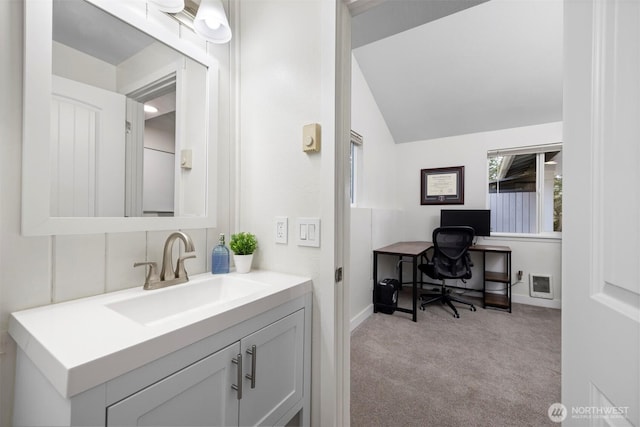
233,254,254,274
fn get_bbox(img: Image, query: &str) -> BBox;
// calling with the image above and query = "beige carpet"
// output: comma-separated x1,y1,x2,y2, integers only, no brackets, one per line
350,289,561,427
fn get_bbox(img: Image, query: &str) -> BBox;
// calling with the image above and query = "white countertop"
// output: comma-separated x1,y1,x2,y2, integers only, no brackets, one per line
9,270,312,398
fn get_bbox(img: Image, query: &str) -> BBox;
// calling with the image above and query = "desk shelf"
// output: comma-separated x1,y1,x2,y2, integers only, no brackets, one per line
484,292,510,309
479,248,512,312
485,271,509,283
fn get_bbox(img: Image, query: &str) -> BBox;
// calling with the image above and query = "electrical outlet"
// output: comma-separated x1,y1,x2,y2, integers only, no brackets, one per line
275,217,288,244
517,270,523,281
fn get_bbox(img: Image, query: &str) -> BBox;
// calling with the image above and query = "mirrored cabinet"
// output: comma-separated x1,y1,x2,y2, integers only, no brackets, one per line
22,0,219,235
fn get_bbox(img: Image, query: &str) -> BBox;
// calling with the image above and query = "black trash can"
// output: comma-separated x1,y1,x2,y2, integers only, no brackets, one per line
375,278,400,314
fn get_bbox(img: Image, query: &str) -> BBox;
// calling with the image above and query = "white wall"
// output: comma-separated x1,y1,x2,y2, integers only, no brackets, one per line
52,41,117,91
0,2,233,425
396,122,563,307
351,56,398,209
349,56,403,329
350,51,563,319
237,0,339,425
350,52,563,330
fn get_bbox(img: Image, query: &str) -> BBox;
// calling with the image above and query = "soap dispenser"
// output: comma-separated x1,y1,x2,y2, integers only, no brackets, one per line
211,233,230,274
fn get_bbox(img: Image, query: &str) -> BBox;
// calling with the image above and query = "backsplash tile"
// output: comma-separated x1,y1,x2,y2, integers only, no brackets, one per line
53,234,106,303
106,232,147,292
0,235,52,329
184,228,207,275
147,230,175,270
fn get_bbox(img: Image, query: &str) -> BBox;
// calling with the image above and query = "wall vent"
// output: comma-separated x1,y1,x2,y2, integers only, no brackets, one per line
530,274,553,299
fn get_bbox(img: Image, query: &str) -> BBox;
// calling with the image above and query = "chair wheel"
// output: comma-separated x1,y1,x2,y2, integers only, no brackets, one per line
470,306,476,311
454,313,460,318
420,306,425,311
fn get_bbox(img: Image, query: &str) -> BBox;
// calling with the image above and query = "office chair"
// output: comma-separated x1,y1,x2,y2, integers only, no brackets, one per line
419,226,477,318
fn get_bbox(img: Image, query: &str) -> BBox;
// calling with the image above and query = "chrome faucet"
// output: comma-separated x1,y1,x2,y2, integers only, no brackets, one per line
135,231,196,290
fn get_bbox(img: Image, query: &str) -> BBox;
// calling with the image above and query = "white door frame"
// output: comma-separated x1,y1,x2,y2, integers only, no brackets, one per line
335,1,352,425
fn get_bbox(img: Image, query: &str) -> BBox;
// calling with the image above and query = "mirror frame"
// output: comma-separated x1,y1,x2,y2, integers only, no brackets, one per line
22,0,219,235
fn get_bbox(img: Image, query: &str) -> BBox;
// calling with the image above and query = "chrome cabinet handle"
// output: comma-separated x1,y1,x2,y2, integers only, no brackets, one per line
231,354,243,399
245,345,257,389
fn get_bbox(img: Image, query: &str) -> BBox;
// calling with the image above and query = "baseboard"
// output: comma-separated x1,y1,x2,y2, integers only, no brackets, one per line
350,304,373,332
512,294,561,309
349,297,559,329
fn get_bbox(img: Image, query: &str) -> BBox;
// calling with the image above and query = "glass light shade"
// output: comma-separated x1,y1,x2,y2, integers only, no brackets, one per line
194,0,232,44
149,0,185,13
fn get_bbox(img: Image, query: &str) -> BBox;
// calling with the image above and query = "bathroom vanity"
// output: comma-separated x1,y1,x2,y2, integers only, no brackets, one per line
9,271,312,426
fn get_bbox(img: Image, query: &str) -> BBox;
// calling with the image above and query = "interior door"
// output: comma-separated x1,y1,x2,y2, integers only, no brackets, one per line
563,0,639,425
51,76,125,217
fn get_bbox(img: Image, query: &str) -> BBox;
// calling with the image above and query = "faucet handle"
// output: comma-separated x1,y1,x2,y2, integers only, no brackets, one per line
176,253,196,279
134,262,160,290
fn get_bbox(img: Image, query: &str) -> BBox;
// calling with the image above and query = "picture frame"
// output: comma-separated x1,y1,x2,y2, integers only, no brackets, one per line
420,166,465,205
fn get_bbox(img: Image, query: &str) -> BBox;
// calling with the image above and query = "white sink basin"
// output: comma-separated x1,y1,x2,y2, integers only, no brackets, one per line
106,275,266,326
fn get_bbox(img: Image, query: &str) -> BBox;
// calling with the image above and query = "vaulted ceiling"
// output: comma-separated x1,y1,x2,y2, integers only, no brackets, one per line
349,0,563,143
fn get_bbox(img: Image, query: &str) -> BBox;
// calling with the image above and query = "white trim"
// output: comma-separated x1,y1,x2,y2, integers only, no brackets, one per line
487,142,563,157
512,294,561,309
350,304,372,332
481,233,562,242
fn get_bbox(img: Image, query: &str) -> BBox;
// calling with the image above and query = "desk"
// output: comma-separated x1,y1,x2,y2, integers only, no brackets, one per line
372,242,512,321
372,241,431,322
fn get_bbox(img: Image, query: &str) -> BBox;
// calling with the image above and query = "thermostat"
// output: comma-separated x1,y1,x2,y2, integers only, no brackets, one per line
303,123,321,153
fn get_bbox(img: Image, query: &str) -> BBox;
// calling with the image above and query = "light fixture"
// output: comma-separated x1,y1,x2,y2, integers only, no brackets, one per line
193,0,232,44
149,0,185,14
144,104,159,113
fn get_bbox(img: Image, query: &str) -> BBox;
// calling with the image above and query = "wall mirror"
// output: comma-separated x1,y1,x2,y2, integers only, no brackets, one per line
23,0,219,235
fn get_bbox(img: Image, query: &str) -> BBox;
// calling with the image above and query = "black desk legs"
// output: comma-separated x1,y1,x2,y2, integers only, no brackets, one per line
373,252,378,314
411,255,417,322
372,251,419,322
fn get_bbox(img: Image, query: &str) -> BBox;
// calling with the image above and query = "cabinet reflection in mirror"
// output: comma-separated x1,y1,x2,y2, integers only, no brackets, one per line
23,0,218,235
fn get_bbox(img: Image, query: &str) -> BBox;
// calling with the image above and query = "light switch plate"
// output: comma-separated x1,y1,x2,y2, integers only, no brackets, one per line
275,216,288,244
296,217,320,247
302,123,321,153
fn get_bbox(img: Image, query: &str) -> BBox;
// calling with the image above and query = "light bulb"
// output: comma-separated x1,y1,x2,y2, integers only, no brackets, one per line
205,19,222,30
193,0,232,43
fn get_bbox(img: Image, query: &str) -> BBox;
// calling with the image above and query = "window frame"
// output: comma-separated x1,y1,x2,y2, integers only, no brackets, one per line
487,143,562,239
350,130,363,207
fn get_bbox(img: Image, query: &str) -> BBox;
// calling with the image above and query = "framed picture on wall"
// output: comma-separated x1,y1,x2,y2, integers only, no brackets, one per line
420,166,465,205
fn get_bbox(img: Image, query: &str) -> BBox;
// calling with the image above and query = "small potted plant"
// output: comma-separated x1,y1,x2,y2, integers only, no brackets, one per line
229,232,258,273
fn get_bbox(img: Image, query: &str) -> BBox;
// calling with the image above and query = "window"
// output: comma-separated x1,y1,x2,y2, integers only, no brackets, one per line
488,143,562,235
350,130,363,206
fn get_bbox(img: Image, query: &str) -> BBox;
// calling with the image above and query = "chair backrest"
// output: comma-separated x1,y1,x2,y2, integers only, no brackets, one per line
431,226,475,279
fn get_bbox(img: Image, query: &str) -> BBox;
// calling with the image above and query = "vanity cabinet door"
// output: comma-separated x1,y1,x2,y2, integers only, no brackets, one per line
106,342,241,426
239,309,305,426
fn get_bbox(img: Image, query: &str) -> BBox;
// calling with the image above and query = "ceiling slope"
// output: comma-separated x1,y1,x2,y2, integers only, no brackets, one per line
352,0,563,143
